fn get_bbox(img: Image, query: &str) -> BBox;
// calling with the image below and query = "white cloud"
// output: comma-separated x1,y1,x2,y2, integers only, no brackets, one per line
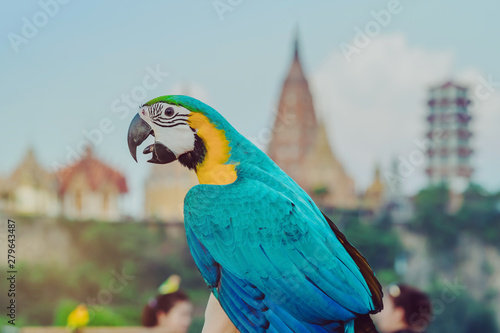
311,33,498,195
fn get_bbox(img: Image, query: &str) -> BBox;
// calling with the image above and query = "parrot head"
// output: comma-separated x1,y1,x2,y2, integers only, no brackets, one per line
128,95,237,185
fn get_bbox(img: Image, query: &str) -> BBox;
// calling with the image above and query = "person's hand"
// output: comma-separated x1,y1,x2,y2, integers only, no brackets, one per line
202,293,240,333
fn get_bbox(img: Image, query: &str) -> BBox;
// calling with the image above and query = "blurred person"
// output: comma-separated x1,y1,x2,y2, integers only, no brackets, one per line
142,275,193,333
373,284,432,333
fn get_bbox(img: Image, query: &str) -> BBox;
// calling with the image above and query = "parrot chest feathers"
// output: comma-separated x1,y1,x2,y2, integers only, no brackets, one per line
186,112,238,185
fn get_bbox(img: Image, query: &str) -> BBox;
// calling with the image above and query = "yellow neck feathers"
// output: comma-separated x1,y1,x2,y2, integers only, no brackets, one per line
188,113,237,185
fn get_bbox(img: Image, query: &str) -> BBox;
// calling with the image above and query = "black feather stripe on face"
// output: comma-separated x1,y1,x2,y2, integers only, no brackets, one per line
178,133,207,170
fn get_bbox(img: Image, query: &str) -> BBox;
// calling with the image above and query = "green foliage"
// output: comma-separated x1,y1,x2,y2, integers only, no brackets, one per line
456,184,500,249
12,219,208,328
374,269,400,286
409,184,500,333
411,183,500,253
411,184,458,252
339,213,403,271
16,262,98,325
427,287,498,333
53,300,80,326
53,299,130,327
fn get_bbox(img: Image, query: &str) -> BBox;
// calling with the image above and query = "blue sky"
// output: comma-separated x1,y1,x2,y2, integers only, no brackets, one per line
2,0,500,217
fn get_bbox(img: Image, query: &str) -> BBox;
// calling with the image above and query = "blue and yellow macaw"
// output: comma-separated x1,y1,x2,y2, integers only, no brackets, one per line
128,95,383,333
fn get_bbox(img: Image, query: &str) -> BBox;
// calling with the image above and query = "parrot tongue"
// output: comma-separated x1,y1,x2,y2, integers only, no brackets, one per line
143,142,177,164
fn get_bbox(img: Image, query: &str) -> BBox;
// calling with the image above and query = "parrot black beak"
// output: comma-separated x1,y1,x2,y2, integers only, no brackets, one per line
127,113,177,164
128,114,153,162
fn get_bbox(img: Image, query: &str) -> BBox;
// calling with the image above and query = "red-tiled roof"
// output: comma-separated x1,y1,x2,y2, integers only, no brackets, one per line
58,147,128,195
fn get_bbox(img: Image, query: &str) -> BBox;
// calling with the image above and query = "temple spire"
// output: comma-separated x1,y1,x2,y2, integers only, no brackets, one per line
267,29,358,209
267,27,316,186
293,25,300,59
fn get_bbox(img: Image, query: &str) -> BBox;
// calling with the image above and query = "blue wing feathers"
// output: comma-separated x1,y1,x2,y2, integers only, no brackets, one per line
220,270,268,317
289,244,373,313
218,291,258,333
219,283,264,332
256,244,356,322
185,228,220,290
264,309,296,332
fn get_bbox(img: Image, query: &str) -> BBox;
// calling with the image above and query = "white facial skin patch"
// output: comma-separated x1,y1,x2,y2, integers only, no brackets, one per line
139,103,195,157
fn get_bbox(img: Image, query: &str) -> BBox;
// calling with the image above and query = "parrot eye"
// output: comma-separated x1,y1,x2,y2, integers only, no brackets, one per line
164,107,175,118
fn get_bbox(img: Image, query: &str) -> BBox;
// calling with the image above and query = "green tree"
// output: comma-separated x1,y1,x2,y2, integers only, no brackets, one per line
411,184,457,252
337,212,402,272
456,184,500,248
427,288,498,333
